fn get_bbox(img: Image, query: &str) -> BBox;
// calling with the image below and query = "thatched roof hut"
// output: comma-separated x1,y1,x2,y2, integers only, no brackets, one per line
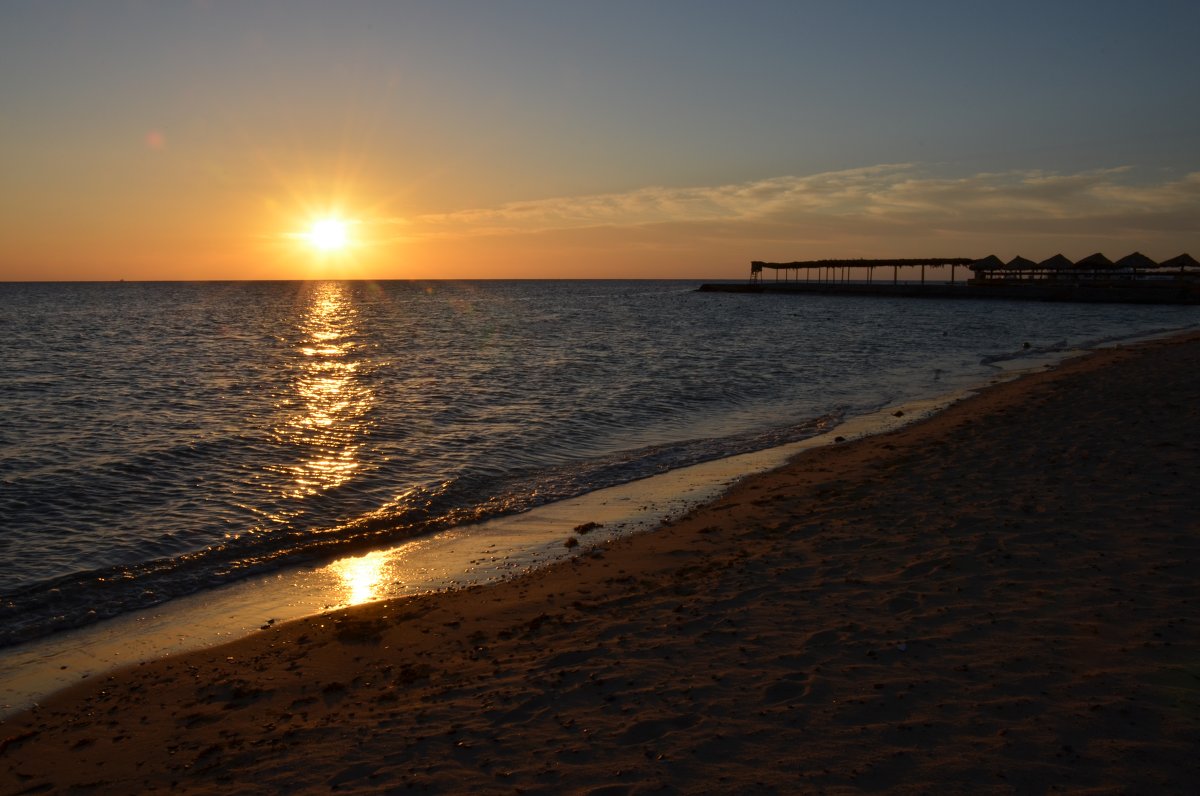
1075,252,1115,269
1038,254,1075,269
1114,252,1159,269
969,255,1005,271
1160,253,1199,270
1005,256,1038,270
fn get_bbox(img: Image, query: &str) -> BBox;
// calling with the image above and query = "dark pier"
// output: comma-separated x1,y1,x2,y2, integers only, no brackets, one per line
698,253,1200,305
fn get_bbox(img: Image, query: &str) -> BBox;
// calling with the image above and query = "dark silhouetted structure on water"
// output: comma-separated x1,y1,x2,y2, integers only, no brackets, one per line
697,253,1200,304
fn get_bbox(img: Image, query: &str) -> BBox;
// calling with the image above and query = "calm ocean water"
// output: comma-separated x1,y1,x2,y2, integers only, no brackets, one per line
2,280,1197,647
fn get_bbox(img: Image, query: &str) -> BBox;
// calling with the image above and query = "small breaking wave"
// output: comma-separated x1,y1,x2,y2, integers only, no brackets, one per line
0,409,841,648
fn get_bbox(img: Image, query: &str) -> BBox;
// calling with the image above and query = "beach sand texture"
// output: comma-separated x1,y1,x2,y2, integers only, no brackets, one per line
2,333,1199,794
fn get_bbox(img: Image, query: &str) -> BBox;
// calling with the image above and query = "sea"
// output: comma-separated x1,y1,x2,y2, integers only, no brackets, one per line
2,279,1197,650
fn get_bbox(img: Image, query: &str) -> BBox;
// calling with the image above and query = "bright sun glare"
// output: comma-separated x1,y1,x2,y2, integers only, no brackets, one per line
303,217,352,253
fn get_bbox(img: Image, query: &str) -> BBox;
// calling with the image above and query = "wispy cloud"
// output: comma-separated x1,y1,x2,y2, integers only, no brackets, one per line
396,165,1200,245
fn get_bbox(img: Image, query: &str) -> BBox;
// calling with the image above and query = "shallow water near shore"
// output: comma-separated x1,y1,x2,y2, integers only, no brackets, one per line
0,383,982,716
2,279,1198,656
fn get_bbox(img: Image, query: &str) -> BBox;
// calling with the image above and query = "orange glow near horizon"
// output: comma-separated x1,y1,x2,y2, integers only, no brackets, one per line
263,181,400,275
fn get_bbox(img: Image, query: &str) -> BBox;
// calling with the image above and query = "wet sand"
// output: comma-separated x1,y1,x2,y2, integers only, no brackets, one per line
3,332,1199,794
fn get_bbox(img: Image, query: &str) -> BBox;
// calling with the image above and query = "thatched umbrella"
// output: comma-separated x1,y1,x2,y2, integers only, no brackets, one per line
969,254,1005,271
1036,253,1075,281
1114,252,1159,270
1038,253,1075,269
1160,253,1199,270
1005,256,1037,270
1075,252,1115,269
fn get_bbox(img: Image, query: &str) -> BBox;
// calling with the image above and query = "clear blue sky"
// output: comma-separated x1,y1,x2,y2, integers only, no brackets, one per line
2,0,1198,279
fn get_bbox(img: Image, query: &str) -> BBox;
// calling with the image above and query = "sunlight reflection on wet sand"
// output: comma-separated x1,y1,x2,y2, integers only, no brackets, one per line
330,550,390,606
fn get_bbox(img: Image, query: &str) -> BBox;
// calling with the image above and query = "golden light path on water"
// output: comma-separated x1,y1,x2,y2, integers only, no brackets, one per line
275,282,391,605
277,282,373,498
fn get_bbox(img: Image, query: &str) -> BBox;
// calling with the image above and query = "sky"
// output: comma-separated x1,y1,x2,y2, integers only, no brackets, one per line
2,0,1198,281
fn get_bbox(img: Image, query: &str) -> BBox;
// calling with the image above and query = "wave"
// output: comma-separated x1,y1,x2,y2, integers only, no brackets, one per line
0,409,840,648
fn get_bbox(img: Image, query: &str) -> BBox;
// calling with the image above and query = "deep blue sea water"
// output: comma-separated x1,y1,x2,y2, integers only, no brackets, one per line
2,280,1197,647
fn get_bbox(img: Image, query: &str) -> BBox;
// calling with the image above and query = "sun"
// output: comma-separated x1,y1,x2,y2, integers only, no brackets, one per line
302,217,353,253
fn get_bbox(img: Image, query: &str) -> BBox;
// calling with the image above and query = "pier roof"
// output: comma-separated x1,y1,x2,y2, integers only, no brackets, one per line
1076,252,1116,269
1115,252,1158,270
1039,254,1075,270
1161,253,1200,269
969,255,1005,271
751,257,973,270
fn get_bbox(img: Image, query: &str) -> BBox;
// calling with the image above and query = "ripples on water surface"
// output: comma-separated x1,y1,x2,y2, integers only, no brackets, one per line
1,280,1196,646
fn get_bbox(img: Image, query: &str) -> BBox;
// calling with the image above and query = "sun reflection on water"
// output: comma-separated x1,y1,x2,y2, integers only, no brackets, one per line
274,282,374,498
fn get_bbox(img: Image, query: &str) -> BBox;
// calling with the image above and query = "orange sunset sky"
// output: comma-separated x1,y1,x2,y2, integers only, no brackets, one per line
2,1,1198,281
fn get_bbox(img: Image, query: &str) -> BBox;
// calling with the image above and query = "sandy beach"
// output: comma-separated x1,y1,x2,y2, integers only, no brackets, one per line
3,332,1199,794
